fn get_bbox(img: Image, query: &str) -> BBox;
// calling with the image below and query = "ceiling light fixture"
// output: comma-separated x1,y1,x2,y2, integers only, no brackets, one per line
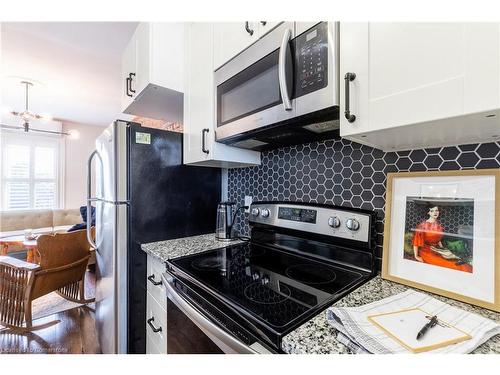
0,80,71,136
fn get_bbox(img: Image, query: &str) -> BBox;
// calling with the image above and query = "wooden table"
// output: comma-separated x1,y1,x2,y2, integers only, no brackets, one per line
0,235,39,263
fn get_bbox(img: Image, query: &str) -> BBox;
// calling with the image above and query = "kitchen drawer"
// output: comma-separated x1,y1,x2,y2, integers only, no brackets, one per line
146,255,167,309
146,330,164,354
146,290,167,353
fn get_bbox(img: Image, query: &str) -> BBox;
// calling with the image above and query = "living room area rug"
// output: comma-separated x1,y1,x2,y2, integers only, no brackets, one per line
31,292,86,321
0,270,95,328
32,270,96,320
0,293,91,331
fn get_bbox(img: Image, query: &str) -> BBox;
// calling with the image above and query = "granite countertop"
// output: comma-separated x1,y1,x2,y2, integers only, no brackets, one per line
141,234,500,354
282,276,500,354
141,233,244,262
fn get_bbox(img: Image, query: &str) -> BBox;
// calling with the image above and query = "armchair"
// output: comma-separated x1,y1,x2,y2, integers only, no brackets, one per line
0,229,95,332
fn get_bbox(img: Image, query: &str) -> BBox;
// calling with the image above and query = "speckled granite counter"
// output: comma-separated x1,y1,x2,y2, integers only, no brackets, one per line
282,276,500,354
141,235,500,354
141,233,244,262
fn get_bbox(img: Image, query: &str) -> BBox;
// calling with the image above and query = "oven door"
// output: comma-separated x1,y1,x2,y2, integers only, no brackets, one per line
162,272,273,354
215,22,296,144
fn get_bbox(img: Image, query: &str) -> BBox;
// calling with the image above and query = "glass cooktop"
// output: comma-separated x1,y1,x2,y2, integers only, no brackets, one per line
169,242,366,330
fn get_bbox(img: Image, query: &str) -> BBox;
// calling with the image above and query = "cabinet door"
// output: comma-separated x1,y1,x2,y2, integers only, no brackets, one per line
462,23,500,113
183,23,214,164
369,23,472,131
339,22,370,137
258,21,282,37
146,255,166,309
183,23,261,167
134,22,151,98
146,331,163,354
121,31,137,111
146,291,167,353
213,22,258,69
340,22,500,139
149,23,185,93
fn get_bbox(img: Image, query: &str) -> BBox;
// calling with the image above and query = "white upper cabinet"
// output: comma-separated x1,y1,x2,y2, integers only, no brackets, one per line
340,23,500,151
121,31,137,112
121,23,185,122
183,23,261,168
258,21,281,37
213,22,283,69
133,22,151,97
213,22,259,69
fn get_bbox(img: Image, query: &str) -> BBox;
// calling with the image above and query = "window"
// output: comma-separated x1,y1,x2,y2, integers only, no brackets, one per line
1,132,63,211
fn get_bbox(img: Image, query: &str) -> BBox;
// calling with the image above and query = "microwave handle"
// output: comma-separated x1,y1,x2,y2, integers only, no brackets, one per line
278,28,293,111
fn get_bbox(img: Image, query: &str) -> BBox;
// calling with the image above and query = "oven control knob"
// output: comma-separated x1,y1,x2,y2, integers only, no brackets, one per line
251,208,260,217
345,218,360,231
260,208,270,218
328,216,341,228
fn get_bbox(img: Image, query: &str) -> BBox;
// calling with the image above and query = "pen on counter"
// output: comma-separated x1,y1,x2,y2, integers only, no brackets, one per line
416,315,439,340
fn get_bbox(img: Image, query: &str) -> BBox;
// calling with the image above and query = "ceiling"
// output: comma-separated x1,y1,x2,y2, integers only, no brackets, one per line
1,22,138,126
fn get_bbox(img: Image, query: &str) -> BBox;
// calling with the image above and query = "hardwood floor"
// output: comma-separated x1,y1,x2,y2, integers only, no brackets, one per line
0,270,101,354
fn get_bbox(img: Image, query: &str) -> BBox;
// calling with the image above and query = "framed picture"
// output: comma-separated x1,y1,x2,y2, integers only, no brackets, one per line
382,169,500,312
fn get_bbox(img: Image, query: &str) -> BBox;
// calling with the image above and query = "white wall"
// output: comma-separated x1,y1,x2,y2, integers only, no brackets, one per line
62,121,104,209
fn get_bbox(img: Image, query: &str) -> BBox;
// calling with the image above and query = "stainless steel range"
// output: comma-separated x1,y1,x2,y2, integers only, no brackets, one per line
163,202,376,353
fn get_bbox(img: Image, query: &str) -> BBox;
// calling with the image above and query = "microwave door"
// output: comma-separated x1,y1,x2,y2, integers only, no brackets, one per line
215,22,296,142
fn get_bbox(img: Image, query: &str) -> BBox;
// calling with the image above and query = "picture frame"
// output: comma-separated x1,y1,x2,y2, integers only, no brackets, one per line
382,169,500,313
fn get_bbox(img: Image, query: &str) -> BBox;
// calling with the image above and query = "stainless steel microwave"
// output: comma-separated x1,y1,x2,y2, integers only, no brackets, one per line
215,22,339,151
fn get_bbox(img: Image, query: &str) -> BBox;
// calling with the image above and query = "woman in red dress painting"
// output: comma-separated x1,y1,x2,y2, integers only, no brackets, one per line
412,205,472,273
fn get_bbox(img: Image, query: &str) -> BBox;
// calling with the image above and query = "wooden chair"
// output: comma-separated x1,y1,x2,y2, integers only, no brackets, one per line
0,229,95,333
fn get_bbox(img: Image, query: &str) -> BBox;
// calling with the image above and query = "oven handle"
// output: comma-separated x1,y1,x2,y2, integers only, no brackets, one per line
278,28,293,111
162,272,269,354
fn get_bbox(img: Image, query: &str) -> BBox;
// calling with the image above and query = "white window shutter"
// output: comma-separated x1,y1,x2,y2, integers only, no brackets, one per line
5,182,30,210
1,132,61,211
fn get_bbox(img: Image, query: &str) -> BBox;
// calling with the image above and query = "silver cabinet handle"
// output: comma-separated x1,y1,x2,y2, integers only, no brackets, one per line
278,28,293,111
147,317,162,333
162,272,261,354
86,150,99,249
344,72,356,123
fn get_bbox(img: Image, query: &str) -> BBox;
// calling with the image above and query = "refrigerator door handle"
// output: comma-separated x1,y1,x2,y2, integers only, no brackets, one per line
87,150,101,249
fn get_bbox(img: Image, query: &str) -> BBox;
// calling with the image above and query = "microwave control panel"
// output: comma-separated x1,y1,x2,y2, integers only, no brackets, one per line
293,22,328,98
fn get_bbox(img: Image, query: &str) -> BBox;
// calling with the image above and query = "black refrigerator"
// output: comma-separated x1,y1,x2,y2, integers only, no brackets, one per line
89,120,220,354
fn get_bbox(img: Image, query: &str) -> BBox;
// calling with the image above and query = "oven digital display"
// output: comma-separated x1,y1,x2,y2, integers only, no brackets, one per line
278,207,317,223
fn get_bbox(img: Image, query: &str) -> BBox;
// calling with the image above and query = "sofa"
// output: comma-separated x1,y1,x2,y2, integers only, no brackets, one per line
0,208,95,265
0,209,81,237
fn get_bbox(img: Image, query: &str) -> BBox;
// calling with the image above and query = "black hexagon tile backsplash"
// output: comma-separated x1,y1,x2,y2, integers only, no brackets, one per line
227,139,500,269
